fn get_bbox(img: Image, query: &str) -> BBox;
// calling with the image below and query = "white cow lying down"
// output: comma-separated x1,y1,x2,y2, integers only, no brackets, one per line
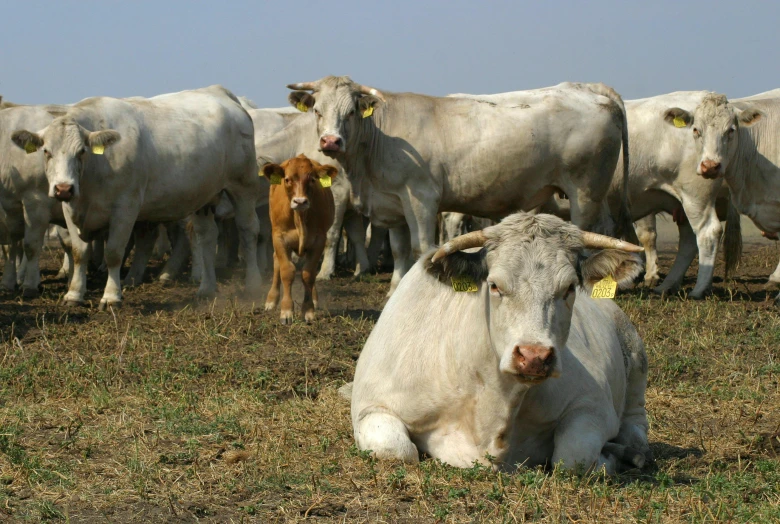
350,212,650,473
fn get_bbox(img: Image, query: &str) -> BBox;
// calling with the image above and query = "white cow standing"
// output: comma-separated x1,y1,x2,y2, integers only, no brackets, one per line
351,212,650,473
11,85,263,308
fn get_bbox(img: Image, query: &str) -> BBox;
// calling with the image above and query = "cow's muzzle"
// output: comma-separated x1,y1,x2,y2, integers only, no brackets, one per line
511,345,556,382
319,135,343,154
698,160,722,179
54,183,74,202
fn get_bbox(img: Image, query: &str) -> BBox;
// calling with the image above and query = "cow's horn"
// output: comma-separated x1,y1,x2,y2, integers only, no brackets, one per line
431,231,487,263
359,84,386,101
287,82,317,91
581,232,644,253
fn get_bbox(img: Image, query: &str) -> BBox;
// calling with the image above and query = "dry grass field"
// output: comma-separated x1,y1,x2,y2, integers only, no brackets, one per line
1,239,779,522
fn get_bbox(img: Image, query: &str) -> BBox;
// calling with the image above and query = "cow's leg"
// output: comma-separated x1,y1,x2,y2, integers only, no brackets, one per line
768,257,780,285
265,251,282,311
1,240,20,291
62,208,90,305
20,197,50,297
317,196,348,281
255,205,273,275
635,214,660,288
231,197,263,299
567,187,611,235
387,225,411,297
343,212,371,277
123,222,157,288
654,219,698,296
152,223,171,258
54,226,72,281
355,410,419,463
99,212,142,309
302,239,326,323
552,414,619,474
666,200,722,299
159,221,190,284
191,208,219,298
366,224,387,271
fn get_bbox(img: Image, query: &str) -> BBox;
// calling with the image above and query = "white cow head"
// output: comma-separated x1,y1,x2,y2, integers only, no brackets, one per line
663,94,762,180
11,118,120,201
285,76,383,158
425,213,643,383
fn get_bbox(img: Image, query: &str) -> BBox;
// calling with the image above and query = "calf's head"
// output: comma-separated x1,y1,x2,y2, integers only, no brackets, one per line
285,76,384,157
11,118,120,201
425,213,643,383
262,154,337,211
663,94,762,180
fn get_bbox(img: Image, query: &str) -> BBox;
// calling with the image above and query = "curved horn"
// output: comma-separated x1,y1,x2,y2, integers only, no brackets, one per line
431,230,487,263
359,84,386,101
286,82,317,91
581,232,644,253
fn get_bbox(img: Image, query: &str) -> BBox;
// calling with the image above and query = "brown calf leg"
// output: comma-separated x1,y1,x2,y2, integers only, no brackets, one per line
278,247,296,325
264,251,282,311
301,239,326,323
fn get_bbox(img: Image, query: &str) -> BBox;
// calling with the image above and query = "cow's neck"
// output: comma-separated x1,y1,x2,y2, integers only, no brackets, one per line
726,131,780,232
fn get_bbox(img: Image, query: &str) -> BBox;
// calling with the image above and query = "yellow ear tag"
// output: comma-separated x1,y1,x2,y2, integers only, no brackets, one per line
591,274,617,299
24,141,38,154
269,174,282,185
451,275,479,293
673,116,687,128
319,175,332,188
92,145,105,155
362,106,374,118
296,102,309,113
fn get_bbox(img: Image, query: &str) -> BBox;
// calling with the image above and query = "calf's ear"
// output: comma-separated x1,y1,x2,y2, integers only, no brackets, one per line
289,91,315,113
663,108,693,128
579,250,643,290
317,164,338,180
261,163,284,179
11,130,44,153
737,106,763,127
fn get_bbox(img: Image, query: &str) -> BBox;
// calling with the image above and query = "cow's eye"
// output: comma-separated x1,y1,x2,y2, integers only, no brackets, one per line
314,109,321,117
348,109,355,117
489,282,501,296
78,148,86,156
728,125,736,136
43,149,51,158
564,283,576,299
693,127,701,138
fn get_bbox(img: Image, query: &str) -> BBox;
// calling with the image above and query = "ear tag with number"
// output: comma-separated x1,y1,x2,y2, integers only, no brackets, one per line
269,174,283,185
296,102,309,113
24,141,38,154
319,175,332,188
673,116,687,128
92,145,105,155
451,275,479,293
591,274,617,299
362,106,374,118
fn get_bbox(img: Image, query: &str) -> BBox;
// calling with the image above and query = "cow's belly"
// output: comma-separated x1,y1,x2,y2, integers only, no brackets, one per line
747,204,780,233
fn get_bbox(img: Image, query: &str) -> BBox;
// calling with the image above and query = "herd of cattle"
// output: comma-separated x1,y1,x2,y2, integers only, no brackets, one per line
2,76,779,473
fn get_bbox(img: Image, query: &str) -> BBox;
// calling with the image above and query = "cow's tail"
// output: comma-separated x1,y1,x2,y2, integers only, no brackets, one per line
591,83,637,243
723,195,742,280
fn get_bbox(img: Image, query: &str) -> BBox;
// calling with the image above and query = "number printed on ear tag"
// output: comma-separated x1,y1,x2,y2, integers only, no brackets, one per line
269,174,282,185
452,276,479,293
591,274,617,299
319,175,332,188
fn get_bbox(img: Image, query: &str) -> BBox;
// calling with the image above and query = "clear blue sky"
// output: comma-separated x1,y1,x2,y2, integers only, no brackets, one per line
2,1,778,106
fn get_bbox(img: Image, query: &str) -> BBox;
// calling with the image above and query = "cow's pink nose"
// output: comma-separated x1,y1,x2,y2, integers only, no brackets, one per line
54,183,74,201
319,135,342,152
513,345,555,378
292,197,309,208
699,160,721,178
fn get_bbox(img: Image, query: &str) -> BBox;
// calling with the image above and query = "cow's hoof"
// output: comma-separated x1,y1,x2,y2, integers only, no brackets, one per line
643,276,660,288
304,310,317,323
280,311,293,324
122,279,140,289
159,274,174,286
22,287,40,299
316,273,332,282
64,300,85,308
196,289,216,299
688,289,710,300
99,300,121,311
264,301,276,311
0,285,17,294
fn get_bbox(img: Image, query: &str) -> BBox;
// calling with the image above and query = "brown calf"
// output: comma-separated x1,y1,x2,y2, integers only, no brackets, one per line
262,154,337,324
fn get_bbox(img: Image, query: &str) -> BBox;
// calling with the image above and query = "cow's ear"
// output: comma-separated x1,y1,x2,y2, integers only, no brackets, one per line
358,95,382,118
11,130,44,153
423,248,488,286
579,250,643,291
261,163,284,179
737,106,763,127
87,130,121,153
317,164,338,180
289,91,315,113
663,107,693,128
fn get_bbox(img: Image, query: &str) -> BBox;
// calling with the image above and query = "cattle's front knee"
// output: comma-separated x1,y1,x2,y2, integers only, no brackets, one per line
355,411,419,463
